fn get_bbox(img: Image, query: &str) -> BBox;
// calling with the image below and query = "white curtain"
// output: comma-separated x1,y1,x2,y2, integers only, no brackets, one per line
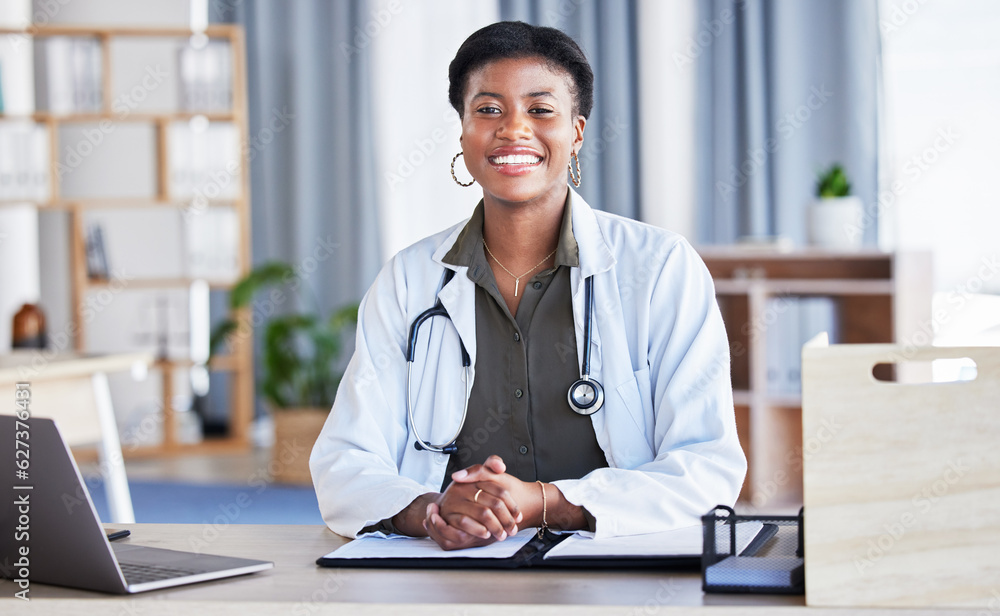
694,0,882,246
368,0,500,260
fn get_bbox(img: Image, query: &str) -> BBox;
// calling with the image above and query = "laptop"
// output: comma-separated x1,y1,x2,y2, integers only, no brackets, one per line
1,415,273,593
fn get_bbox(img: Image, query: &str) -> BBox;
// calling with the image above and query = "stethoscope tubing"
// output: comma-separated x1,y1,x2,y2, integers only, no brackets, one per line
406,272,602,454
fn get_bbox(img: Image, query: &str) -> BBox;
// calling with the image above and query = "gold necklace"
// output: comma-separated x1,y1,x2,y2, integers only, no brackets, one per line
483,241,557,297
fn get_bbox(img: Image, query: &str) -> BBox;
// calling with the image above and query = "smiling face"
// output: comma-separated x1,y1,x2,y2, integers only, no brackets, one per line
459,56,586,209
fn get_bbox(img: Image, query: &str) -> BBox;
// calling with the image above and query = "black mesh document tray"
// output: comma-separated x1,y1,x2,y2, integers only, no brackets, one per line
701,505,804,595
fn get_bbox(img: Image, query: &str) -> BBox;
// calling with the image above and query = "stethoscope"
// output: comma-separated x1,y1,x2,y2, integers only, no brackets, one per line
406,270,604,454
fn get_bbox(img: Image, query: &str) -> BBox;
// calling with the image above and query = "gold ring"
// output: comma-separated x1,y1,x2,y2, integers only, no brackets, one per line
474,489,483,503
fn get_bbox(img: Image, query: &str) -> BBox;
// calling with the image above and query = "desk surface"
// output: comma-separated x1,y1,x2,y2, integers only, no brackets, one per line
0,524,983,615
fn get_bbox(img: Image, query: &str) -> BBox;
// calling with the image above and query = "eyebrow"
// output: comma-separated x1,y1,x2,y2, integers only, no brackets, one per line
471,91,556,101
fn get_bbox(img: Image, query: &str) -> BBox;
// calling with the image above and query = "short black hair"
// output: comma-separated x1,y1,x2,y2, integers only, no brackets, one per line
448,21,594,120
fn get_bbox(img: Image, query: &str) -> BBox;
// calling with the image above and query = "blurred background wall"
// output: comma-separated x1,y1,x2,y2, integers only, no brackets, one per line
1,0,997,439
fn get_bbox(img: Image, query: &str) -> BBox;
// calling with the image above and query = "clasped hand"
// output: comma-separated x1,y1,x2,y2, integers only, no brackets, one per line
423,455,532,551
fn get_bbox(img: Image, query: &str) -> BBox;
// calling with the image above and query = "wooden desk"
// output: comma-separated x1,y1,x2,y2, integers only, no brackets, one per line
0,351,152,523
0,524,986,614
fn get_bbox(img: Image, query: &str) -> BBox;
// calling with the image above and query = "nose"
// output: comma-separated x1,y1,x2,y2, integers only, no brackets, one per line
497,110,532,141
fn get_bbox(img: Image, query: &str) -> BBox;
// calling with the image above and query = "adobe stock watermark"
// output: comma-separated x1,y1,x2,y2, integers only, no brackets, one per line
210,235,339,355
384,113,626,192
15,268,135,381
385,125,453,191
57,65,169,181
120,400,166,452
880,0,930,38
883,253,999,362
184,435,315,554
541,0,585,29
975,588,1000,616
625,579,681,615
291,570,348,615
681,294,794,402
846,126,960,241
8,0,74,56
673,0,748,69
853,457,969,573
455,406,512,467
743,415,842,513
183,106,295,221
578,115,628,168
186,490,255,553
340,0,403,59
717,85,834,202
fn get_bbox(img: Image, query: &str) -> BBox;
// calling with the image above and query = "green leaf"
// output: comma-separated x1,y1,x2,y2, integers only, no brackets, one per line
228,261,296,309
210,260,360,409
816,163,851,198
209,320,239,355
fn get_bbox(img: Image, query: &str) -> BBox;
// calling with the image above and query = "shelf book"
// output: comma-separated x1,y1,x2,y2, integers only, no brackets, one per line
696,248,932,505
0,24,253,454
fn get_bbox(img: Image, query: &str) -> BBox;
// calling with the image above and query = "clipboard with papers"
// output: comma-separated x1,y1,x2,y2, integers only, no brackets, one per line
316,517,777,571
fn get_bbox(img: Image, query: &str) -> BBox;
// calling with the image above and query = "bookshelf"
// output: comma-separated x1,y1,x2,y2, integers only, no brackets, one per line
0,24,253,454
697,248,933,507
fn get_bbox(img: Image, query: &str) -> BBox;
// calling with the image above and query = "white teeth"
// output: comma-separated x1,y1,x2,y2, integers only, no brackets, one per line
491,154,541,165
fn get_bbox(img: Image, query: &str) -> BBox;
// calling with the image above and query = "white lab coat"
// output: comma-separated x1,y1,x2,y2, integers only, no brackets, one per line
310,189,746,539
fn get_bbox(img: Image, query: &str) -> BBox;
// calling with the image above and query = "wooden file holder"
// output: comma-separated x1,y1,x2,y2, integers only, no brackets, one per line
802,336,1000,608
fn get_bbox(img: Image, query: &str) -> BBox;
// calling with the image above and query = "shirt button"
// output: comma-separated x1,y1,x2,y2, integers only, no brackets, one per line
514,388,523,398
519,445,528,455
513,332,520,342
533,281,542,290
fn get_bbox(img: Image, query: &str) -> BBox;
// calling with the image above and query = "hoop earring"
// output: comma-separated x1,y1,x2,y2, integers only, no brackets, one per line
451,152,475,187
568,151,582,188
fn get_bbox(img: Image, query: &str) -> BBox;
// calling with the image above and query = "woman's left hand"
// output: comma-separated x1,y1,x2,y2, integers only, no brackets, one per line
424,456,526,550
450,455,589,534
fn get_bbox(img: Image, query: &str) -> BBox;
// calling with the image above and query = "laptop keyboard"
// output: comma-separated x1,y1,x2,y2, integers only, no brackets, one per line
120,562,198,585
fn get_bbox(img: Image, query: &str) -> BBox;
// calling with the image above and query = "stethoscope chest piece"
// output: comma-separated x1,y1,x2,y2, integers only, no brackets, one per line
568,377,604,415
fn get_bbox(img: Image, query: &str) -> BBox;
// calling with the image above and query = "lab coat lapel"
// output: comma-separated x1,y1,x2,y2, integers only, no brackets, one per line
568,190,617,446
569,188,616,368
431,229,478,373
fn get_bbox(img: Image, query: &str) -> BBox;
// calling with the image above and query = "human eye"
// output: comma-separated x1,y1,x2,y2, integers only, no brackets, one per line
528,106,555,115
476,105,501,115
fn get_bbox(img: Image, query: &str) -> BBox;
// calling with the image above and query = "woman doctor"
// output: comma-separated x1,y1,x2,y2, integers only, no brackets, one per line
310,21,746,550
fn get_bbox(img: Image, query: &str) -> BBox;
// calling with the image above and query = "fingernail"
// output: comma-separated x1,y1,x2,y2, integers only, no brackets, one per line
499,531,507,541
452,469,468,479
516,512,523,522
512,525,518,535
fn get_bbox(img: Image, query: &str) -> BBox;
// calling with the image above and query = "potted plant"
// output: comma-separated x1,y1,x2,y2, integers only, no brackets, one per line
210,262,358,484
807,164,864,249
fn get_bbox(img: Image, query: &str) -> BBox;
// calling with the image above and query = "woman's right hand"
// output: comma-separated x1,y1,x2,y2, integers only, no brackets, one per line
425,456,524,550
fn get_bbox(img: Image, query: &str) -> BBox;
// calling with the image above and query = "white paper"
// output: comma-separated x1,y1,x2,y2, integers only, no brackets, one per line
31,124,51,202
0,124,14,197
543,521,765,560
184,206,239,280
323,528,536,560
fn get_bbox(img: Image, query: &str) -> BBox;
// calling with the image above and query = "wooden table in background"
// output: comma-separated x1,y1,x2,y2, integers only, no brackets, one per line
0,351,152,523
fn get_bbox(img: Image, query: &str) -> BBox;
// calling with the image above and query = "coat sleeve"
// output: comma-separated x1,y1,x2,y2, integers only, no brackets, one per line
309,255,429,538
552,239,747,539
